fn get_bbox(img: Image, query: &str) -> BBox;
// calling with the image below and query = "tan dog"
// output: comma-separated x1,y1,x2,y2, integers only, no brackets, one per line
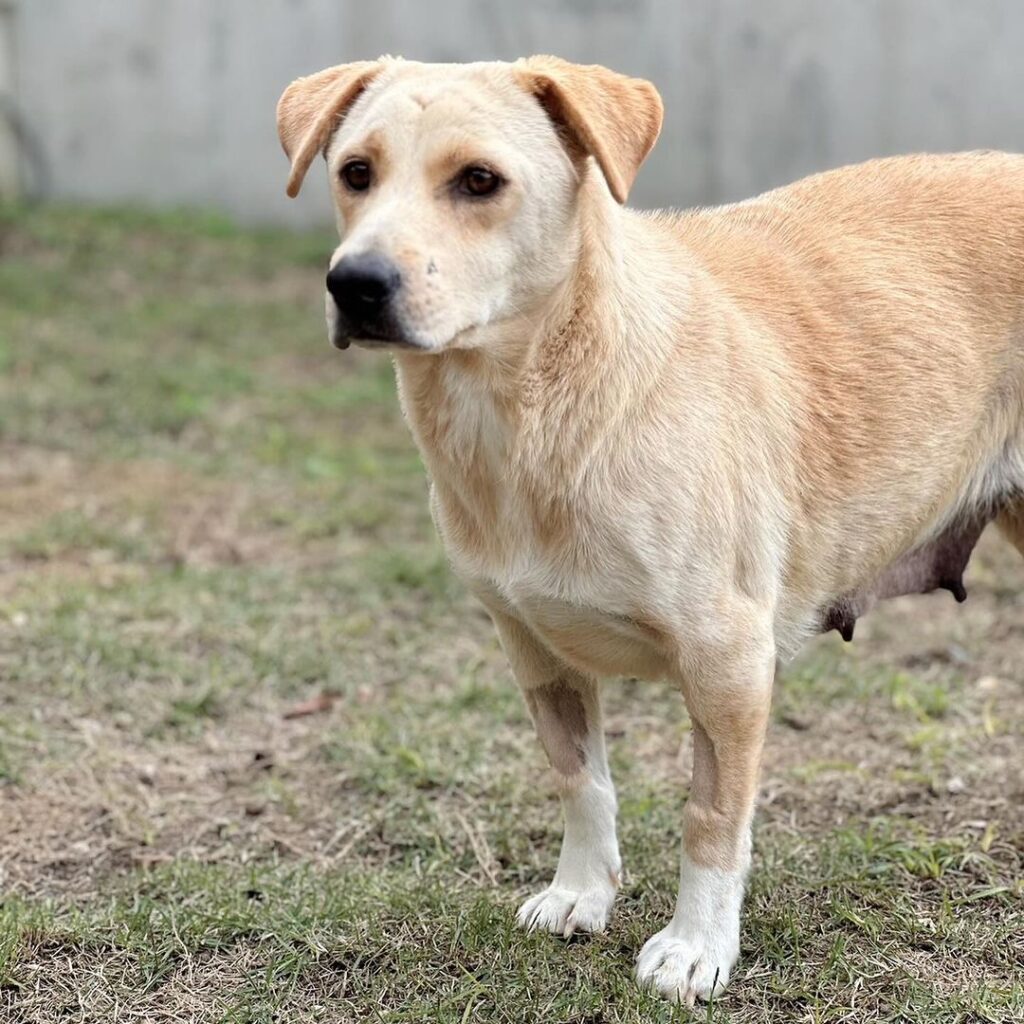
277,56,1024,1004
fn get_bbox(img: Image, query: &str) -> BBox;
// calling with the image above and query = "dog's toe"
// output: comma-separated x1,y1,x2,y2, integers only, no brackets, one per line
516,888,575,933
515,884,614,936
635,929,733,1005
562,887,614,936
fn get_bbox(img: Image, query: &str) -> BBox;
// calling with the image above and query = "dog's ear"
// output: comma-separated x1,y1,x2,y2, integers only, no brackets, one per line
277,60,384,198
515,56,663,204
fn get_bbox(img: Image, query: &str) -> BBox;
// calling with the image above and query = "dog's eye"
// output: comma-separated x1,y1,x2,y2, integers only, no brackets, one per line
458,166,502,198
341,160,372,192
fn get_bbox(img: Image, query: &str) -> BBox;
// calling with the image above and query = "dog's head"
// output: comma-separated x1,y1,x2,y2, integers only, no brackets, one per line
277,57,662,352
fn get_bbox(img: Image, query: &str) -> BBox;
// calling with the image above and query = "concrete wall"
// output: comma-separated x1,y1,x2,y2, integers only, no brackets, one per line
10,0,1024,225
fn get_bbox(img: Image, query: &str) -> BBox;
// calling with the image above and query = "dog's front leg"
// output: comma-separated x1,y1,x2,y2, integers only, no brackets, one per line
488,610,621,937
636,638,774,1004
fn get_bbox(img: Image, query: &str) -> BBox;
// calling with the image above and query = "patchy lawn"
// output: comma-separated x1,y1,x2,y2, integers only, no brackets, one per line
0,203,1021,1023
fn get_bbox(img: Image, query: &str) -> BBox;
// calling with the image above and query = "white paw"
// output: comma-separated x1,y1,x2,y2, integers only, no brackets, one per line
516,882,616,937
635,926,737,1005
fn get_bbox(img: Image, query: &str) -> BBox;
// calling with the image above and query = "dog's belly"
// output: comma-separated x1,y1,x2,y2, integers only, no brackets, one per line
819,507,994,641
513,596,674,680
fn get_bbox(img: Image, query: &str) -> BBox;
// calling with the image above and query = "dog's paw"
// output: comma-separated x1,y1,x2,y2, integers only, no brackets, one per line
635,927,736,1005
516,883,616,937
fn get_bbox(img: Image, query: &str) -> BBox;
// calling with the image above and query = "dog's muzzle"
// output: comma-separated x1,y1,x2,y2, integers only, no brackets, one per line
326,253,406,347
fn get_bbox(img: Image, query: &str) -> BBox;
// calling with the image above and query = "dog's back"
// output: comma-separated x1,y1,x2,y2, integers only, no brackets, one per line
673,151,1024,385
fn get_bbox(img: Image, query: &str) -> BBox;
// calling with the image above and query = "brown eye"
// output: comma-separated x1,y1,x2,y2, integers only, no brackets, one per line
458,166,502,198
341,160,371,191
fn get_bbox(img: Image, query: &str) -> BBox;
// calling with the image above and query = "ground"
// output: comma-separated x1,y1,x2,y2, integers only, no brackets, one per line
0,204,1021,1024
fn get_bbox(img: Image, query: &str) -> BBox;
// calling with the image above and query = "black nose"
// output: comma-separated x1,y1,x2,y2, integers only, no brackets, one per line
326,254,401,323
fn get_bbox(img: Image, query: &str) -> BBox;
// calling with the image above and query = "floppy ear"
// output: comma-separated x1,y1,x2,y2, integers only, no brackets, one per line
515,56,663,204
277,60,384,198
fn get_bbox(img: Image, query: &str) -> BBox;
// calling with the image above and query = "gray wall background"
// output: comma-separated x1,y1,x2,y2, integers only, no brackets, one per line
5,0,1024,226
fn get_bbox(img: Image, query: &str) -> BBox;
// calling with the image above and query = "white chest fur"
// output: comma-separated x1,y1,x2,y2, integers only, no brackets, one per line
430,476,675,682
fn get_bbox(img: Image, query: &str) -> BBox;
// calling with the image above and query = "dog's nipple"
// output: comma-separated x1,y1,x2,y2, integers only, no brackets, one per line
940,577,968,603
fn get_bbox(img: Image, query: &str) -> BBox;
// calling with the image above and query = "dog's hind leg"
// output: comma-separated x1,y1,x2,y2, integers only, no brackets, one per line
488,609,621,937
636,614,774,1005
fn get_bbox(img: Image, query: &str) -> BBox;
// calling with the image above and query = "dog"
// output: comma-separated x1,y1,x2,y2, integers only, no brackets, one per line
276,55,1024,1004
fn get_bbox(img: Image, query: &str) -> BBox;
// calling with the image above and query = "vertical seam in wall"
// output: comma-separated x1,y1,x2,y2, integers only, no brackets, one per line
0,0,49,200
208,0,228,208
703,0,722,203
0,0,18,196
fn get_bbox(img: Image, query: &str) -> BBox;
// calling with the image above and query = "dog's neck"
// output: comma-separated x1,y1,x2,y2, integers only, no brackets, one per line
392,176,681,508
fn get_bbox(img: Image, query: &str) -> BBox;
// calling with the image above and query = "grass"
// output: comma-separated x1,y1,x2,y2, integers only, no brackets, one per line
0,202,1022,1023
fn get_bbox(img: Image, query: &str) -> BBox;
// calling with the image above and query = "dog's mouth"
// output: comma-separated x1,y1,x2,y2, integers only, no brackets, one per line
350,334,428,351
329,313,485,354
330,324,427,352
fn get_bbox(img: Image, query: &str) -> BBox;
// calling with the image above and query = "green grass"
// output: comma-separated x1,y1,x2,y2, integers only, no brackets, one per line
0,203,1021,1022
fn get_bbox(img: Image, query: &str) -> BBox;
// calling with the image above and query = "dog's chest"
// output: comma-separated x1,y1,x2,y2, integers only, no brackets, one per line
433,464,673,679
509,590,674,680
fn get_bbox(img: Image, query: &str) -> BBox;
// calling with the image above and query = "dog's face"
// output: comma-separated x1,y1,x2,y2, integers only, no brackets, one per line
277,57,662,352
